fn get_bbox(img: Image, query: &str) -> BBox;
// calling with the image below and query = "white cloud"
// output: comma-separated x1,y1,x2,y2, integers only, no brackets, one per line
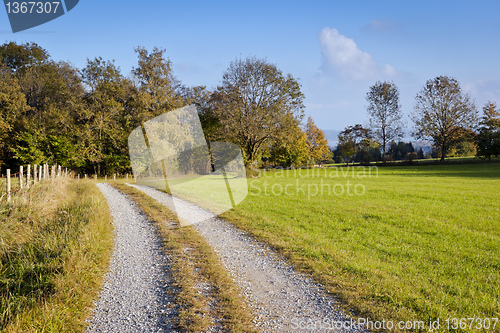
383,64,397,77
319,27,397,81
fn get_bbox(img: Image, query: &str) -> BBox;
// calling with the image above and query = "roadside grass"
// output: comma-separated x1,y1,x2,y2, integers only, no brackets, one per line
0,178,19,201
218,163,500,332
0,178,114,332
113,183,256,333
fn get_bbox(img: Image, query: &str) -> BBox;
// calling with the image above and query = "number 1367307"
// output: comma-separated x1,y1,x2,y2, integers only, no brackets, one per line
5,2,61,14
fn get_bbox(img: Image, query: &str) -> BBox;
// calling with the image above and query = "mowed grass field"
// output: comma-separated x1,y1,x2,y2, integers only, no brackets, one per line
219,164,500,330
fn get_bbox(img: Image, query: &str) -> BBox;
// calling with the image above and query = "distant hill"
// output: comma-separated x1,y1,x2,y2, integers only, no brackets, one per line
412,140,433,154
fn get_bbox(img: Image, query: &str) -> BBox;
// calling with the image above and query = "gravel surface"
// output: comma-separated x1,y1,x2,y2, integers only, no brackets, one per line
86,183,178,333
130,184,365,333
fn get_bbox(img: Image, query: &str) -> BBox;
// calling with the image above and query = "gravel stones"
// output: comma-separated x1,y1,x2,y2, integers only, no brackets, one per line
86,184,178,333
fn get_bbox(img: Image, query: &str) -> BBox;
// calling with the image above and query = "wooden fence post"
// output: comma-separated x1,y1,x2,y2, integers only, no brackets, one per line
114,174,116,181
19,166,23,190
94,174,97,181
27,165,31,189
6,169,11,202
126,173,128,180
105,175,107,182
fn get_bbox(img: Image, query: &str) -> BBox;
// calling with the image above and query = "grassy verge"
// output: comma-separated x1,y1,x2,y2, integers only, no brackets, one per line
0,178,114,332
113,183,256,333
218,164,500,332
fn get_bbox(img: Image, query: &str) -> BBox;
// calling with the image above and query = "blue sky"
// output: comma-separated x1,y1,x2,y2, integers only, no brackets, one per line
2,0,500,137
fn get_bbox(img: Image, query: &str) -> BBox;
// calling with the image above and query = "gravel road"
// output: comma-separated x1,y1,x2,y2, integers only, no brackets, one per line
130,184,364,333
86,183,178,333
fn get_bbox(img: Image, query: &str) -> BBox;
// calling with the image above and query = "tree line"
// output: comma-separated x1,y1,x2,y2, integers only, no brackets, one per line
0,42,331,175
3,41,497,174
336,77,500,164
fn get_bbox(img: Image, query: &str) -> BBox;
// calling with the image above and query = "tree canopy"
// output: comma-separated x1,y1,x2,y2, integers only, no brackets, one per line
337,124,377,164
0,43,316,174
3,41,490,173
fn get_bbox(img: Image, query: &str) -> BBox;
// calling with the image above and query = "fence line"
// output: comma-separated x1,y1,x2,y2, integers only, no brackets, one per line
2,166,134,203
2,164,73,203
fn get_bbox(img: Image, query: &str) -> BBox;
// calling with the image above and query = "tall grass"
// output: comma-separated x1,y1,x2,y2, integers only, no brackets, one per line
0,178,113,332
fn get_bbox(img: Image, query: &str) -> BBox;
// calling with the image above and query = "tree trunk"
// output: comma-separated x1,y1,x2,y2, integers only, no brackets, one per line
441,144,446,161
382,139,386,164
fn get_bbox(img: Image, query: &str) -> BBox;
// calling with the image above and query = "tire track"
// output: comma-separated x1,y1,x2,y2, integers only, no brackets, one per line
86,184,178,332
130,184,365,333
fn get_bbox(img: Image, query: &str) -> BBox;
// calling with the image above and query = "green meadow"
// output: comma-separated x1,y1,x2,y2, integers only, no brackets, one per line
220,164,500,331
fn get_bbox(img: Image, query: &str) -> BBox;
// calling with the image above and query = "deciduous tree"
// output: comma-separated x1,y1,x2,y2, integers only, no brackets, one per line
476,101,500,160
81,57,133,175
132,46,184,122
366,81,404,162
337,124,372,164
1,42,86,168
412,76,478,160
211,56,305,167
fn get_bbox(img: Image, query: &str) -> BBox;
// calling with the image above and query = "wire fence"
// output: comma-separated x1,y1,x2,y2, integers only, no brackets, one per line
1,165,133,203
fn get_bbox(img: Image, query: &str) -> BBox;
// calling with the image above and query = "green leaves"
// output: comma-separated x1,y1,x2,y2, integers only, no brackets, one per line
337,124,375,163
305,117,332,164
132,46,184,119
0,67,30,167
